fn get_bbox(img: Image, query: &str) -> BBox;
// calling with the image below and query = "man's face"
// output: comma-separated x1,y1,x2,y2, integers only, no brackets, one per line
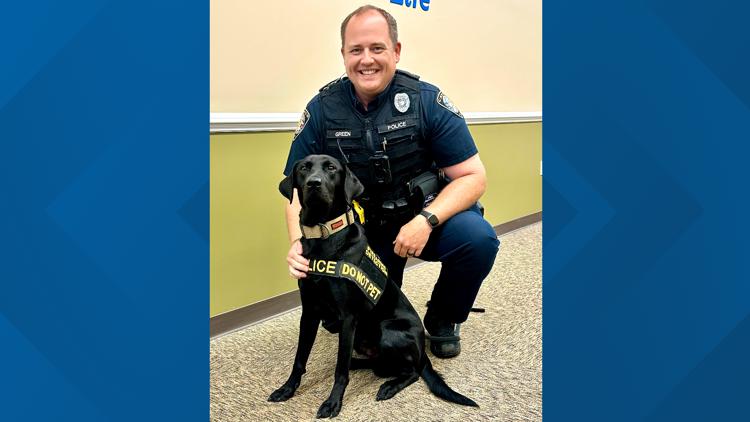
341,10,401,106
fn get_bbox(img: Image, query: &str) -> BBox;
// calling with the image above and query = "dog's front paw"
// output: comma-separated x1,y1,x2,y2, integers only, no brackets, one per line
316,398,342,418
376,383,399,401
268,384,296,402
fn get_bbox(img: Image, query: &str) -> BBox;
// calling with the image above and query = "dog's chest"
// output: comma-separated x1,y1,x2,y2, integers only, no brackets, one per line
301,232,378,314
302,275,373,316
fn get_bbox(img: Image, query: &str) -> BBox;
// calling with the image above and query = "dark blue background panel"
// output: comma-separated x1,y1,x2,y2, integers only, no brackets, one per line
1,1,207,421
545,0,750,421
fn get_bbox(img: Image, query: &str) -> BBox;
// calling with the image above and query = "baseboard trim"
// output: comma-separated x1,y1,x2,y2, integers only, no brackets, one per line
493,211,542,237
210,211,542,338
211,290,301,339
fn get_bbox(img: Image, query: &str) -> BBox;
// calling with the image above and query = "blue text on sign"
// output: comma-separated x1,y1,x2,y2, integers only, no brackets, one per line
390,0,430,12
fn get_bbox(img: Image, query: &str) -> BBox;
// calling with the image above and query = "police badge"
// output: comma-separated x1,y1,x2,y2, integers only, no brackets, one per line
293,108,310,140
394,92,410,113
437,91,463,118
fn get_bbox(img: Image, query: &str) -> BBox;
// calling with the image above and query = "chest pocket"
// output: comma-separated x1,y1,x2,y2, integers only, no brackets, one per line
325,129,367,164
376,117,420,156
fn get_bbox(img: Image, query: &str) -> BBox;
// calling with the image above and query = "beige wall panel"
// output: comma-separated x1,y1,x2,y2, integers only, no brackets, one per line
211,0,541,113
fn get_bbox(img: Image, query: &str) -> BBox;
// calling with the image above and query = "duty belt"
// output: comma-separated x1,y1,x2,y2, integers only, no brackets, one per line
307,245,389,305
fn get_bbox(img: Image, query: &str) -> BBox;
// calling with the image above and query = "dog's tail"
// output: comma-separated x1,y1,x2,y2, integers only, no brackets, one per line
420,355,478,407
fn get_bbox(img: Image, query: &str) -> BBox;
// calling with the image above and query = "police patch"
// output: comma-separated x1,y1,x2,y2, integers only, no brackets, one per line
437,91,463,118
293,108,310,140
394,92,410,113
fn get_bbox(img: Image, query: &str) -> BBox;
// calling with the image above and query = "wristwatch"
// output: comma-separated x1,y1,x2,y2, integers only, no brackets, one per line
419,210,439,228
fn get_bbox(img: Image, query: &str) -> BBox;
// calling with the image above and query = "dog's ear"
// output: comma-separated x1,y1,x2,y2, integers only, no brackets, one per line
344,166,364,203
279,174,294,203
279,162,299,203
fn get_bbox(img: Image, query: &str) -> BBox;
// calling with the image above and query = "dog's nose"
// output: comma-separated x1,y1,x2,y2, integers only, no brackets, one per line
306,176,322,188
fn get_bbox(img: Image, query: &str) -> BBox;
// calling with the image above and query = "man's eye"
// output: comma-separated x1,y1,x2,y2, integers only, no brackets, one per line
350,48,361,54
373,47,384,53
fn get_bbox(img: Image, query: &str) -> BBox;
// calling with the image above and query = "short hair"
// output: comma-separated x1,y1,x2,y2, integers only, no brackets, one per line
340,5,398,48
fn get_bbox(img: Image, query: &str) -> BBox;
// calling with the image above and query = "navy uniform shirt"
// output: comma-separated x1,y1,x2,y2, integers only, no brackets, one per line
283,76,477,176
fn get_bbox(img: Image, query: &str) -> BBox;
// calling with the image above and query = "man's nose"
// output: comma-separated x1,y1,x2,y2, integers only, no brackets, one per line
362,50,374,64
306,175,322,188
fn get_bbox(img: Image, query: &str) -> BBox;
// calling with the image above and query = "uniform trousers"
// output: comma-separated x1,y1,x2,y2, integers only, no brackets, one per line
365,204,500,323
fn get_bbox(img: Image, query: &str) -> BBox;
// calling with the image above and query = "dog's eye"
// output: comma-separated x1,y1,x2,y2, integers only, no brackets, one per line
326,164,336,171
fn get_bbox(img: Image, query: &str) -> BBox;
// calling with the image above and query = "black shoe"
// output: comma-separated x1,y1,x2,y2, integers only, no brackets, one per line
424,311,461,359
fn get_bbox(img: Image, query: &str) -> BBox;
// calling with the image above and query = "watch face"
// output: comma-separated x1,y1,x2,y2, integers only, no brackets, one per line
422,211,438,227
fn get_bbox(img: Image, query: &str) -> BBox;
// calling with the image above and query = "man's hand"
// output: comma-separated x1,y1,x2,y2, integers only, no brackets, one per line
287,238,309,279
393,215,432,258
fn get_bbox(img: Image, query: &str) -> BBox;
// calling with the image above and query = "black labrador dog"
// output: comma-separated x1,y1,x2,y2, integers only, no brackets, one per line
270,154,477,418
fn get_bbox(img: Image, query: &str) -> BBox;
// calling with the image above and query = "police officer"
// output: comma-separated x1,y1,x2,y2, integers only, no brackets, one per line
283,5,500,358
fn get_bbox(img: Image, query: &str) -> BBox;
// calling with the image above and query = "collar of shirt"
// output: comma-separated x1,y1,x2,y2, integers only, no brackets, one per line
346,78,394,115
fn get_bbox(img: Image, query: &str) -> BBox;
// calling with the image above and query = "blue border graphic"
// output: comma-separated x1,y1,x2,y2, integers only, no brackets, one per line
545,1,750,421
2,1,207,420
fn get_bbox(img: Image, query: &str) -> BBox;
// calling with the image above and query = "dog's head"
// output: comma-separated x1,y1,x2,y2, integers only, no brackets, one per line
279,154,364,224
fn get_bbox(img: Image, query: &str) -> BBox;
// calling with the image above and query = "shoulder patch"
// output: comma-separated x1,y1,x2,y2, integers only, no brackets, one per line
436,91,463,118
293,108,310,140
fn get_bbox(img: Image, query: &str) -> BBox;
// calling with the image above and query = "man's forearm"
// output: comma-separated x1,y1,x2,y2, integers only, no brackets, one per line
285,190,303,244
423,173,486,224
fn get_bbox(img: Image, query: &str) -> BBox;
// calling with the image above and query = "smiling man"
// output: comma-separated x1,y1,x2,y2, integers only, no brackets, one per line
340,8,401,108
282,4,500,359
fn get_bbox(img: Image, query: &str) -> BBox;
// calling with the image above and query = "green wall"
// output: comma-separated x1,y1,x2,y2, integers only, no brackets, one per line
210,122,541,317
472,123,542,225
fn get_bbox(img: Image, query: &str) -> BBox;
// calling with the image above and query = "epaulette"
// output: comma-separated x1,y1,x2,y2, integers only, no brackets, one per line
319,75,347,92
396,69,420,80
